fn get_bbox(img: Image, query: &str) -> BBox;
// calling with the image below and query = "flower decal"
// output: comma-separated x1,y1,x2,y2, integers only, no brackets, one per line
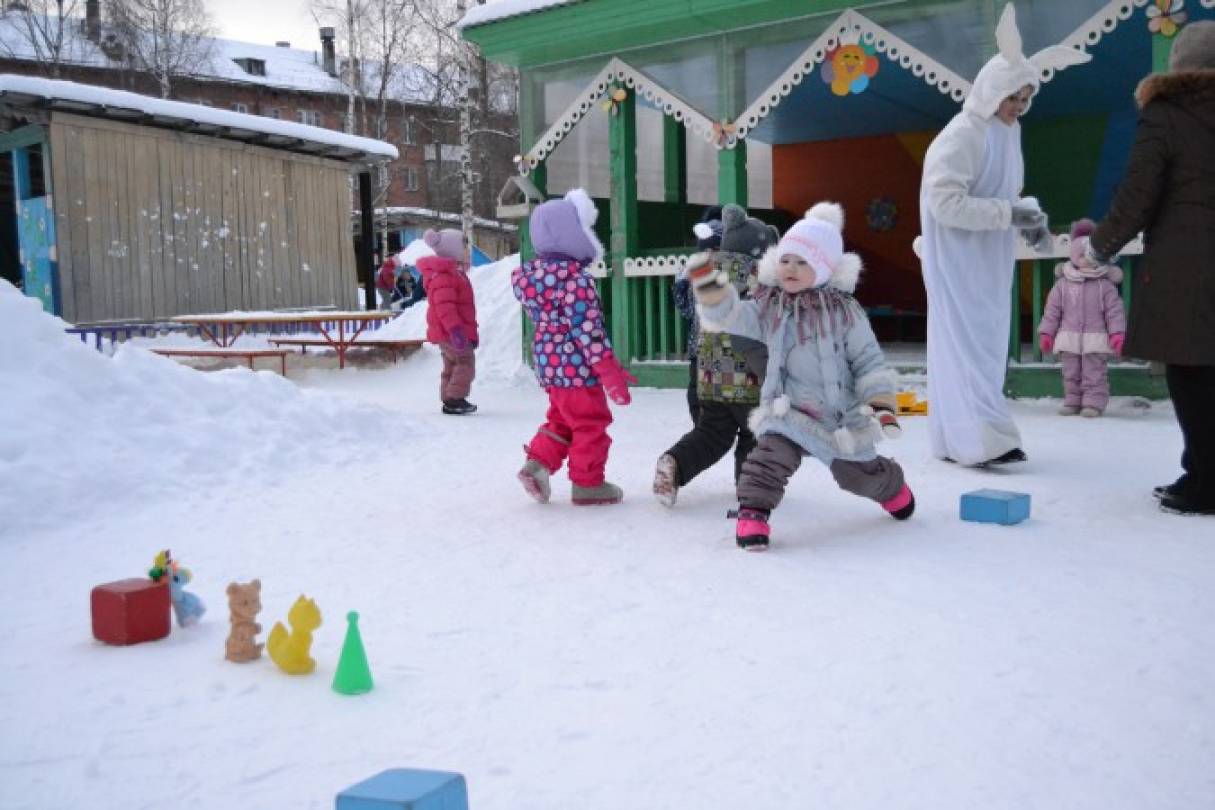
711,119,737,147
821,43,879,96
600,86,628,116
1147,0,1187,37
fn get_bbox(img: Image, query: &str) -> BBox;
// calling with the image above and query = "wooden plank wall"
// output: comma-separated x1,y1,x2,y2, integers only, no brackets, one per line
48,112,359,324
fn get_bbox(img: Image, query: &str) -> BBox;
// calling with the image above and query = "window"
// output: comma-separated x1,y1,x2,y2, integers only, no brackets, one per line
296,110,322,127
402,114,415,145
263,107,281,119
233,58,266,77
231,102,249,114
405,168,419,192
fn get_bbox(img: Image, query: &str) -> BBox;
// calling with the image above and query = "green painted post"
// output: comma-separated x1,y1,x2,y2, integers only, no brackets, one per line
642,277,656,360
1152,32,1174,75
663,116,687,205
1031,260,1045,362
1009,264,1022,362
1122,256,1134,321
658,278,672,358
609,82,638,363
718,142,748,208
520,163,546,365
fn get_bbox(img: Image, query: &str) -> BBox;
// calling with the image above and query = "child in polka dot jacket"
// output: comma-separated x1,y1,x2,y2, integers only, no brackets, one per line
512,188,637,505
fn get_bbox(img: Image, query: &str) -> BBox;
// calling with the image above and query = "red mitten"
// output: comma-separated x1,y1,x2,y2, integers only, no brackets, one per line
872,406,902,439
1039,333,1054,355
1109,333,1125,357
593,357,637,406
686,252,726,293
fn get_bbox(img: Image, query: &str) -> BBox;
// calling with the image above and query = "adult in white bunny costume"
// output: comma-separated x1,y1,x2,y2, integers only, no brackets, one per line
918,3,1089,466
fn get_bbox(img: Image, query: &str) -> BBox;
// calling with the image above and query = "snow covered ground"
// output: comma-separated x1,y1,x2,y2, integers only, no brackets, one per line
1,261,1213,810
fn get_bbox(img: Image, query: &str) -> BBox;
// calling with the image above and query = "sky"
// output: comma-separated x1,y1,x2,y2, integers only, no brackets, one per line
208,0,323,49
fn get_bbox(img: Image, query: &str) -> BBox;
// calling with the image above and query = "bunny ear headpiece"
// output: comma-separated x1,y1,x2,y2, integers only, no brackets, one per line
964,3,1091,119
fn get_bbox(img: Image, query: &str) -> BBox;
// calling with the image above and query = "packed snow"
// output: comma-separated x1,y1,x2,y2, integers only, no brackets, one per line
458,0,583,29
1,256,1213,810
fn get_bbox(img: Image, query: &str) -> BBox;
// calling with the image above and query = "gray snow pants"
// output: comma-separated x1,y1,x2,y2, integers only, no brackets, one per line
736,432,905,512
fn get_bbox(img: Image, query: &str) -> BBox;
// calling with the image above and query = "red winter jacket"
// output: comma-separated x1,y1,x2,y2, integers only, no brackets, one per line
417,255,478,346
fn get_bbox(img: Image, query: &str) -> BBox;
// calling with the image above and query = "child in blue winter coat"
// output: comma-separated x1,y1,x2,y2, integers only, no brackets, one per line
691,202,915,551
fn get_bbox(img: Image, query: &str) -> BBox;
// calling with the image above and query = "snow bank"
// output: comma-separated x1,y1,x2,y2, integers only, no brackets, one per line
0,281,392,535
376,253,528,384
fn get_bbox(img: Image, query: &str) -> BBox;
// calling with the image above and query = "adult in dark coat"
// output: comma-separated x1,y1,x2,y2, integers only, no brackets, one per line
1089,20,1215,515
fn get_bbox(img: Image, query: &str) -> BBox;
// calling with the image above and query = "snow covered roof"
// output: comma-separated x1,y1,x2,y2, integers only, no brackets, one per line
0,74,398,164
377,206,518,232
457,0,585,30
0,16,436,103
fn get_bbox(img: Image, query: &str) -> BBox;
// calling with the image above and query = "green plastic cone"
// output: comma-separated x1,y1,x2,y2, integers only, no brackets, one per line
332,611,373,695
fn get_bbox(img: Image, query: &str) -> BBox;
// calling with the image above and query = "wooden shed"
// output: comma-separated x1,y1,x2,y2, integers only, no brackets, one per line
0,74,397,324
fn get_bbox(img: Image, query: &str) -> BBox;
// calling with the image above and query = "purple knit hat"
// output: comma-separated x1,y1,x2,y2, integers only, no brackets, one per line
1069,218,1096,266
423,228,466,262
528,188,604,263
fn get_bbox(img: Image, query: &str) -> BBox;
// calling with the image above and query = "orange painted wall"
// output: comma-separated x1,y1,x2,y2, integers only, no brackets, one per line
773,132,934,315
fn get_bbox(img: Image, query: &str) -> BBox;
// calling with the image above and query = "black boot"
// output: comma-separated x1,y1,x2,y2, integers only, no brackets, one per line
442,398,477,415
1159,489,1215,516
985,447,1027,466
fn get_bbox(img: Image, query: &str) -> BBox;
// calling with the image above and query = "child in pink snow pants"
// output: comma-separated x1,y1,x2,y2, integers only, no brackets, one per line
1038,219,1127,417
417,228,478,415
513,189,636,505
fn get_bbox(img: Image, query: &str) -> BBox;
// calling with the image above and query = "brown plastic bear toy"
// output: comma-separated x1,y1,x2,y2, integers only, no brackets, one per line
224,579,264,662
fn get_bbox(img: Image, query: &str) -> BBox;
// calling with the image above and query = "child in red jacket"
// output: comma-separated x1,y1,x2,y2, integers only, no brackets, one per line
417,228,478,415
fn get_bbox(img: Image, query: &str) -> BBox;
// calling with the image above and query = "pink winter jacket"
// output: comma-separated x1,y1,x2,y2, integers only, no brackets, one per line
1038,263,1127,355
417,255,478,346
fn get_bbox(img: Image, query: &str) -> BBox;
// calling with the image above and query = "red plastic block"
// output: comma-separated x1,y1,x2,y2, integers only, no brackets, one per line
91,578,171,645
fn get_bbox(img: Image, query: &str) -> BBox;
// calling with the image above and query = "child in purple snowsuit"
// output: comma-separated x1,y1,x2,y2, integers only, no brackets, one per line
1038,219,1127,417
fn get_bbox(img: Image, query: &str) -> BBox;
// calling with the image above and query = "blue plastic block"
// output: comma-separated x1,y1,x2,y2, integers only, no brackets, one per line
337,769,468,810
960,489,1031,525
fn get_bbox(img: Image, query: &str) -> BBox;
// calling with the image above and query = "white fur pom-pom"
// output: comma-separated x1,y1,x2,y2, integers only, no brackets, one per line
564,187,599,228
693,222,714,240
912,236,924,259
806,202,844,229
772,395,790,417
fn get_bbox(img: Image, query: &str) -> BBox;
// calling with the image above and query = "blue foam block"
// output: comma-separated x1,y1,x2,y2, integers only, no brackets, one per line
336,769,468,810
960,489,1031,525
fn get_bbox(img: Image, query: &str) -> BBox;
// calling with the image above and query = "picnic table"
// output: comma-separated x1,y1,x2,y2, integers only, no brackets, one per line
171,311,396,369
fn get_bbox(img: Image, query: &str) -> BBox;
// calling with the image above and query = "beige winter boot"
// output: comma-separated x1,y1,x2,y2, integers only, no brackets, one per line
571,481,623,505
517,457,551,504
653,454,680,507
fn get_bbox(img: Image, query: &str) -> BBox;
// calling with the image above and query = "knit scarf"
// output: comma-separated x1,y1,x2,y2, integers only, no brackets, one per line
1061,260,1116,283
753,285,856,342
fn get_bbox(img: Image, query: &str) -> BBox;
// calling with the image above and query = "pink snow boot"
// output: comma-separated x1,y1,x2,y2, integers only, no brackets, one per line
731,507,770,552
882,484,915,521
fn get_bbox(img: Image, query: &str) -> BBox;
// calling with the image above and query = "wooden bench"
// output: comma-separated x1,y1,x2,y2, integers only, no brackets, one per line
151,348,289,375
269,337,425,363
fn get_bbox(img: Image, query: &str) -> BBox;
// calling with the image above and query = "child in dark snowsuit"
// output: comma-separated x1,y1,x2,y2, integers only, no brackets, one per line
692,203,915,551
1037,219,1127,417
513,189,636,506
673,207,724,424
654,204,778,507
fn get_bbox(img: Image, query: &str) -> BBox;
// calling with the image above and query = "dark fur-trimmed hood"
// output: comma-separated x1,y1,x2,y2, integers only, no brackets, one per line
1135,68,1215,108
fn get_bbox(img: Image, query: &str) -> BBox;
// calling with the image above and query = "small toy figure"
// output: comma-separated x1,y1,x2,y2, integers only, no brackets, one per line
149,550,206,628
224,579,264,663
332,611,373,695
267,595,322,675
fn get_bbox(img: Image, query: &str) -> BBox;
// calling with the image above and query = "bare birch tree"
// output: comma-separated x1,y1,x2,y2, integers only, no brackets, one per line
104,0,214,98
0,0,85,78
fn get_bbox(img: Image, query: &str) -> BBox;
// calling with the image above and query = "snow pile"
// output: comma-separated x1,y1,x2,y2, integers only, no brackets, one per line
377,252,528,383
0,281,394,535
458,0,583,29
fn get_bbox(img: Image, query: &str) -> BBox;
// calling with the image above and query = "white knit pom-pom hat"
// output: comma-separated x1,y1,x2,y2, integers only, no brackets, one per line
776,202,845,288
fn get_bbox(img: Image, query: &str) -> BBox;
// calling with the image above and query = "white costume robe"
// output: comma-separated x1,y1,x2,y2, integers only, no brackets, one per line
920,115,1023,464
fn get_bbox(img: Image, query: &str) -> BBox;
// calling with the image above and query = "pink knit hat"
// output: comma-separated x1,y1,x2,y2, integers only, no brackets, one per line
1069,218,1096,267
423,228,466,262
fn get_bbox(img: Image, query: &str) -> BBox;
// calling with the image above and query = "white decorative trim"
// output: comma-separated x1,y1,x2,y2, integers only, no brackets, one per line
521,0,1170,168
1015,232,1144,261
734,9,972,141
519,57,719,174
1202,0,1215,9
587,260,608,278
623,255,690,277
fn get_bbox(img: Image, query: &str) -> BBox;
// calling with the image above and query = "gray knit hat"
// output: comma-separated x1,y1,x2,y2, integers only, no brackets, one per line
1170,20,1215,72
719,204,780,259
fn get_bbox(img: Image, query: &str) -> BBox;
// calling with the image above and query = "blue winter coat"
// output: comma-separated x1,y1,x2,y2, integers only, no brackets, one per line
697,249,896,464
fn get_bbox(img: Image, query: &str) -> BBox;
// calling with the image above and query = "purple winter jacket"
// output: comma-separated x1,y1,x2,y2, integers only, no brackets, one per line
1038,263,1128,356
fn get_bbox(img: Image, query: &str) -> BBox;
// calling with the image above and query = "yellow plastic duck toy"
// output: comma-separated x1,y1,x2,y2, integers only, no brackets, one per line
266,595,322,675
